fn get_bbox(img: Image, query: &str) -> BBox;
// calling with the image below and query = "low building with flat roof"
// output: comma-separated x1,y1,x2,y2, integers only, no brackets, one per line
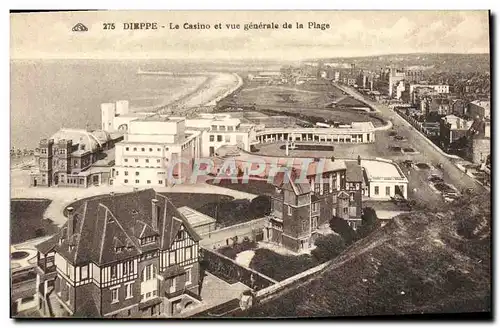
177,207,216,236
361,159,408,200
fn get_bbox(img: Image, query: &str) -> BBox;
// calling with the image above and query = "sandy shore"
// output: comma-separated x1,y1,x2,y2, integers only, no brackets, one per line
137,72,243,115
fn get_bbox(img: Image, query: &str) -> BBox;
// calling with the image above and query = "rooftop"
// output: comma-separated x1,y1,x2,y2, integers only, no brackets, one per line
177,206,216,228
35,189,200,266
361,159,406,181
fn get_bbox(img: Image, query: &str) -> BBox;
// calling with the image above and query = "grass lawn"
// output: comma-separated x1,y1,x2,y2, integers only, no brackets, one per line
206,178,276,197
10,199,57,245
64,192,267,228
249,248,317,281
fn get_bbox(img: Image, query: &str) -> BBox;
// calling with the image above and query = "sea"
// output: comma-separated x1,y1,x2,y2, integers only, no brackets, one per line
10,59,207,150
10,59,284,150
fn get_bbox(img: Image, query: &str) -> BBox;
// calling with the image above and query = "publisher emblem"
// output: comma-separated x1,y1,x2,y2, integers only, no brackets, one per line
72,23,88,32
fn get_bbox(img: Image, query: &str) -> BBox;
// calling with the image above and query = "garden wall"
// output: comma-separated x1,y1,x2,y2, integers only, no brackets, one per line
201,247,277,291
199,217,266,249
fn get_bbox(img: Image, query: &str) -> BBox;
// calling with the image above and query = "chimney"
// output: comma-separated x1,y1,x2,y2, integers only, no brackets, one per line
151,199,159,230
67,207,75,240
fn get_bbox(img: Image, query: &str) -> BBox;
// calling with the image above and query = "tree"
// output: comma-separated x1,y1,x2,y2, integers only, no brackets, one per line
249,195,271,217
356,207,379,239
311,234,346,262
329,216,357,245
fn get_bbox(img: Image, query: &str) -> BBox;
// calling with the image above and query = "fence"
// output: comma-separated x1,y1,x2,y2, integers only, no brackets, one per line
201,247,277,291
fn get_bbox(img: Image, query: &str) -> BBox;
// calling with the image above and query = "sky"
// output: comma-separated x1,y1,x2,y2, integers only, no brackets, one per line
10,10,490,60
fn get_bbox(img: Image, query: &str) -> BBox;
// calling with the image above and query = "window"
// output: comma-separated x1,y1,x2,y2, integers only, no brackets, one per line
350,193,355,201
169,251,176,265
133,148,137,151
343,207,348,214
111,288,119,303
135,159,138,163
153,290,157,297
385,186,391,196
149,148,153,152
158,180,163,185
315,183,320,193
374,186,379,195
157,159,161,163
80,266,88,280
141,148,145,152
123,262,128,275
115,170,119,176
185,268,192,285
135,172,139,176
110,265,117,279
124,179,128,183
228,126,234,131
209,135,215,142
157,148,161,151
217,135,223,142
186,246,193,260
356,183,360,191
125,283,133,299
145,159,149,163
170,277,176,293
349,206,357,217
124,171,128,176
302,220,308,232
287,205,292,215
225,135,231,142
176,230,184,240
135,180,139,184
211,125,217,131
312,202,320,212
125,147,129,151
220,125,226,131
124,158,128,163
147,180,151,184
146,292,151,298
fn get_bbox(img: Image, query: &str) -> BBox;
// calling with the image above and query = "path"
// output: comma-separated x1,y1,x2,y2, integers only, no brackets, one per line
333,83,483,193
11,169,257,227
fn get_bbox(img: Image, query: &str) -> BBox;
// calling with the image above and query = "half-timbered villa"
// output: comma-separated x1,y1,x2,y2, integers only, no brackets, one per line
34,189,202,318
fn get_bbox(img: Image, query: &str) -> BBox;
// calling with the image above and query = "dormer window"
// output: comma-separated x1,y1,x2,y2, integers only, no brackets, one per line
140,236,158,245
176,230,184,241
115,246,125,253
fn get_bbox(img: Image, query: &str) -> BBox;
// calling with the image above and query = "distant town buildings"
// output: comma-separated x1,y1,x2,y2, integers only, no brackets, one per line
466,100,490,120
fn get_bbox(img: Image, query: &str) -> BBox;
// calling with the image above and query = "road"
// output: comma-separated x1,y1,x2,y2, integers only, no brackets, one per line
334,83,484,194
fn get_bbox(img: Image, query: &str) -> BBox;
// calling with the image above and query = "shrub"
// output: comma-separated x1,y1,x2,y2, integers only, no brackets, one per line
249,195,272,217
311,234,346,262
356,207,379,239
329,216,357,245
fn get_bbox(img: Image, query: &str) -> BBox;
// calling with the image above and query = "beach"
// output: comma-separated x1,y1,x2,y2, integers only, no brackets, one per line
10,60,243,150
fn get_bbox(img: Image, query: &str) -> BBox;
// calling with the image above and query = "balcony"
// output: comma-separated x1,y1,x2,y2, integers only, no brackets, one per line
36,259,57,275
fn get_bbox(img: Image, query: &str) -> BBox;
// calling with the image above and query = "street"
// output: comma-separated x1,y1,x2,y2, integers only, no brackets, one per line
333,83,484,194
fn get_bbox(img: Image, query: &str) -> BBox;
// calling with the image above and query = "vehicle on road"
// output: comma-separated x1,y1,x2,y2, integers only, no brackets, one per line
429,174,444,183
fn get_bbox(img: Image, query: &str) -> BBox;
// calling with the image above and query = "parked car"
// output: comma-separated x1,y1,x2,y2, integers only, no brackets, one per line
428,174,444,183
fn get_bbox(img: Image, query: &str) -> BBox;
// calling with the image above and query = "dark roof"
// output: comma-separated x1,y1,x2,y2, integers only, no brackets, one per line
73,299,100,318
272,168,311,195
138,297,162,310
345,161,363,182
161,264,186,279
48,189,200,266
35,234,59,254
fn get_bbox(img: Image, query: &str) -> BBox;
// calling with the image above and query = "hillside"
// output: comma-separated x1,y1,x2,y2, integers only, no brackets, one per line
314,53,490,73
241,194,491,318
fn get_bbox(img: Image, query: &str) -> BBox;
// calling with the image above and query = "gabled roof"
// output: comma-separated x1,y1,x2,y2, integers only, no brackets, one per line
272,168,311,195
345,161,363,182
48,189,200,266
